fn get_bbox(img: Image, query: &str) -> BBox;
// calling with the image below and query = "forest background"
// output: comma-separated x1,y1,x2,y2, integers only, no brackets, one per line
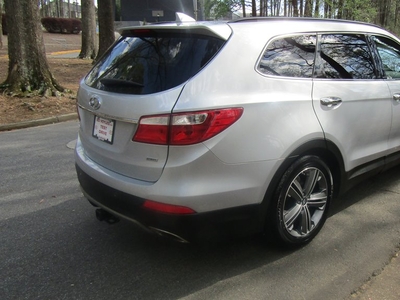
0,0,399,126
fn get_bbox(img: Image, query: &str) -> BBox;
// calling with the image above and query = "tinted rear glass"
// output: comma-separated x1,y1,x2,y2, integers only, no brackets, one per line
85,31,225,94
317,34,376,79
258,35,316,78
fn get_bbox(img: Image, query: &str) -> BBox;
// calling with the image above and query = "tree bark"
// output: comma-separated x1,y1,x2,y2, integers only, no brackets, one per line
300,0,303,17
95,0,115,62
337,0,344,19
324,1,331,18
314,0,319,17
284,0,287,16
292,0,299,17
252,0,256,16
55,0,59,17
79,0,97,60
304,0,312,17
395,0,399,28
0,2,3,49
1,0,64,96
59,0,64,18
42,0,48,17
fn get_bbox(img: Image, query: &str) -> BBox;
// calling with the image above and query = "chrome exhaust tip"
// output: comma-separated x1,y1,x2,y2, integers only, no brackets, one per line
149,227,189,243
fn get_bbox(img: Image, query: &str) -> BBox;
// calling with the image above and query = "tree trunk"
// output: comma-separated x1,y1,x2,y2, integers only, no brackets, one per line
0,2,3,49
314,0,319,17
59,0,64,18
252,0,256,16
304,0,312,17
292,0,299,17
379,0,386,26
337,0,344,19
95,0,115,62
284,0,287,16
40,0,44,17
43,0,49,17
1,0,64,96
55,0,59,17
79,0,97,59
395,0,399,28
324,1,330,18
241,0,246,17
300,0,303,17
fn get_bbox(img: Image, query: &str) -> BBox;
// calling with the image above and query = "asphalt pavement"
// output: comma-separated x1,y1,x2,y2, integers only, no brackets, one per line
0,116,400,300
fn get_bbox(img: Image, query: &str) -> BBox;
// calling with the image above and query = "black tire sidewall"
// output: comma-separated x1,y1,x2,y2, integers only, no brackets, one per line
272,155,333,246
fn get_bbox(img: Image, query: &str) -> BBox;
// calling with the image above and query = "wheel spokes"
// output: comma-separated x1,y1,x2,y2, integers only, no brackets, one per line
300,205,312,234
308,190,327,208
303,169,320,197
283,167,328,237
288,178,304,202
284,203,302,229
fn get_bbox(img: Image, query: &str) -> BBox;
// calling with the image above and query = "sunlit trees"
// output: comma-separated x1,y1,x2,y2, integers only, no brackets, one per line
202,0,400,35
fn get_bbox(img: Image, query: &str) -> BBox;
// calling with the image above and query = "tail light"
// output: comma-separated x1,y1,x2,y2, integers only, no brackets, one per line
133,108,243,145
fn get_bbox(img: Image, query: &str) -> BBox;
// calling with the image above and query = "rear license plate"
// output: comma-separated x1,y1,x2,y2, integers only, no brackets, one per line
92,116,115,144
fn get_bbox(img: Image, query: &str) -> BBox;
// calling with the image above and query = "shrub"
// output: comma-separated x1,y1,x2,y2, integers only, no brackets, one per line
41,17,81,34
1,14,7,35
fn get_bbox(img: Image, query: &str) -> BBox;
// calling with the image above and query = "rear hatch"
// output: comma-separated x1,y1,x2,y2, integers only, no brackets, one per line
77,23,231,182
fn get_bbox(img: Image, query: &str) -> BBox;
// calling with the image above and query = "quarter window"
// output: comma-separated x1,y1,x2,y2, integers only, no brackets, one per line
258,35,316,78
317,34,376,79
373,36,400,79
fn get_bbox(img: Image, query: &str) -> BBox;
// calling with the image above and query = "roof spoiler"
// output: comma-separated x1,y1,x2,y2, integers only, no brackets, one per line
175,12,195,23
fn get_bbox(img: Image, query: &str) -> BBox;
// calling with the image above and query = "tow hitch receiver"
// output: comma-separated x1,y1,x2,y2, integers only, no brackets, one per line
95,208,120,225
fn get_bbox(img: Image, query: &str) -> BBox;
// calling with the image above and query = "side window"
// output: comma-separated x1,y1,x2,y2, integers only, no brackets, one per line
317,34,376,79
258,35,316,78
373,36,400,79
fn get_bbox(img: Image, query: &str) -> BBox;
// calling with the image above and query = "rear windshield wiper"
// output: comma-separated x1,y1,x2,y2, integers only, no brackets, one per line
100,78,144,88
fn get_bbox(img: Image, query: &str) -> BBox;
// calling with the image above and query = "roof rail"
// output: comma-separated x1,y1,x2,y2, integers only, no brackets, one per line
228,17,383,29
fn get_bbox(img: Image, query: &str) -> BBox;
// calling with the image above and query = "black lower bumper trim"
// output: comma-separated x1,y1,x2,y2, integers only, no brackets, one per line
76,164,263,242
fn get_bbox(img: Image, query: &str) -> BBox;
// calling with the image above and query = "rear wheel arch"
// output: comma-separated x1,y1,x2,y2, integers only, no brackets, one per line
302,140,345,198
262,139,344,207
259,139,345,241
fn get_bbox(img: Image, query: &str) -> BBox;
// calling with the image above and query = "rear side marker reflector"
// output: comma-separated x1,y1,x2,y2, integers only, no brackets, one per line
133,108,243,145
142,200,196,215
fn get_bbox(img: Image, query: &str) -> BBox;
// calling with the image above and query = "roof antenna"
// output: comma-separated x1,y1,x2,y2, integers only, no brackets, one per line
175,12,195,23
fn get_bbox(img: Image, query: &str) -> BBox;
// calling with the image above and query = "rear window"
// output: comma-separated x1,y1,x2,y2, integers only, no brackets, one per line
85,30,225,94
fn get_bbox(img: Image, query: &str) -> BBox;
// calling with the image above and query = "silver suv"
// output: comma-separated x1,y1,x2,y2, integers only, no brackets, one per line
75,17,400,246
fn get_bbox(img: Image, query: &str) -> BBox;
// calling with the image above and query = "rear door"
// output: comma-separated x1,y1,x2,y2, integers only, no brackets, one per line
312,33,392,175
372,35,400,158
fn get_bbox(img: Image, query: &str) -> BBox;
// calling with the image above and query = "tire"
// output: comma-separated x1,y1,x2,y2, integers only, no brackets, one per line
270,155,333,246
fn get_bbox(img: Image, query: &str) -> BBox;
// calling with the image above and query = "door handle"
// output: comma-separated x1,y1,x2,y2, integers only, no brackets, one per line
320,97,342,107
393,93,400,102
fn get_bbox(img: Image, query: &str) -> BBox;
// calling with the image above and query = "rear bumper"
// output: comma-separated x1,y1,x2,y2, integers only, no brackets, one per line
76,164,264,242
